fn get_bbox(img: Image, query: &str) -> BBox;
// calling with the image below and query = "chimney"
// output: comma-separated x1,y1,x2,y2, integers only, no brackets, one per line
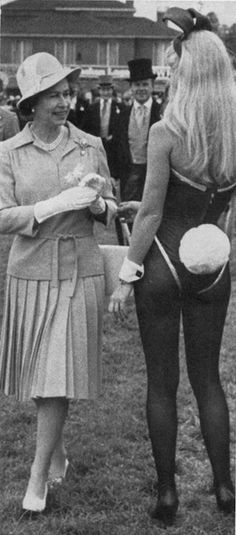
126,1,134,8
157,10,164,22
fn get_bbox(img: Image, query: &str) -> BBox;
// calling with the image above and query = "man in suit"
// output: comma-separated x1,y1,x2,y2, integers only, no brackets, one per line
83,75,125,244
0,105,19,140
67,79,90,130
114,58,161,203
83,74,124,179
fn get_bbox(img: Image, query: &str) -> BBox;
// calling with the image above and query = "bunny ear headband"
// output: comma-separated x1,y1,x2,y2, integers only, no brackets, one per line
162,7,212,57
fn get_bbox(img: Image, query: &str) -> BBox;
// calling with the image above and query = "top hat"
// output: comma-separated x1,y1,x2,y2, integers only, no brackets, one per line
127,58,157,82
17,52,81,108
98,74,114,87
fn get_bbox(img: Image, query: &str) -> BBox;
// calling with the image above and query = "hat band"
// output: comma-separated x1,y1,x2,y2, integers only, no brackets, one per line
129,73,156,81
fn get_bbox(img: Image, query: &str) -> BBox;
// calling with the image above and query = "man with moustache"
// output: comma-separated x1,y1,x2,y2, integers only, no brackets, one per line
83,75,124,179
83,74,125,244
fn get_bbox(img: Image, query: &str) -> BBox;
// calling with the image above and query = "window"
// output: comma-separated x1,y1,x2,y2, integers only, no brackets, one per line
10,40,33,63
54,40,77,65
97,42,107,65
153,41,169,65
66,41,77,65
97,41,119,66
55,40,65,64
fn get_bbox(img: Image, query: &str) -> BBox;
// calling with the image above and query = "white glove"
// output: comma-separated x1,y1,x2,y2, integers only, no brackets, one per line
89,196,106,215
34,185,97,223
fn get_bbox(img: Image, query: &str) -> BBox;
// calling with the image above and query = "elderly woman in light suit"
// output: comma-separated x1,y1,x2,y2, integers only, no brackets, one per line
0,52,116,513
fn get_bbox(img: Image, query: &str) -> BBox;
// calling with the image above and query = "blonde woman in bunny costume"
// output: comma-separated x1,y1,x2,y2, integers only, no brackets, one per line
0,52,116,513
109,8,236,524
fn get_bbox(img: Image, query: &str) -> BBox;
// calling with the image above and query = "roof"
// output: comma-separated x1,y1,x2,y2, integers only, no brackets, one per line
114,17,178,38
2,10,177,39
3,0,135,12
2,12,112,36
2,0,177,39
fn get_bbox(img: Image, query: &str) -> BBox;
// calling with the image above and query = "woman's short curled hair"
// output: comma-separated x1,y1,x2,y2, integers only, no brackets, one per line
18,95,39,117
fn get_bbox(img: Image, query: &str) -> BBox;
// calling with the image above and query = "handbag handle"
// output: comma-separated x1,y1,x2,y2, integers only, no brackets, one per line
120,221,131,245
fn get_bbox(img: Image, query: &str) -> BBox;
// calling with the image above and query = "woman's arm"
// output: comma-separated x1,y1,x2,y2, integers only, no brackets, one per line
127,121,173,265
90,138,117,225
0,148,37,236
109,122,173,312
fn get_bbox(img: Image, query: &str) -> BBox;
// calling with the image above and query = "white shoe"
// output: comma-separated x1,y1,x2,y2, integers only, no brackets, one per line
22,483,48,512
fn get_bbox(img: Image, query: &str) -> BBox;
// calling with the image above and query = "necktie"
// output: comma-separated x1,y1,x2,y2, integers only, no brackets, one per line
100,100,109,137
101,100,107,117
136,105,146,128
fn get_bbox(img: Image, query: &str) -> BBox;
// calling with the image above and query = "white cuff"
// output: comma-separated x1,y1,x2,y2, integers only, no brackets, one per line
119,256,144,283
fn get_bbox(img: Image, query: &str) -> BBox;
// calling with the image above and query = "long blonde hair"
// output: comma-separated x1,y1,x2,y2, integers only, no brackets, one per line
164,30,236,184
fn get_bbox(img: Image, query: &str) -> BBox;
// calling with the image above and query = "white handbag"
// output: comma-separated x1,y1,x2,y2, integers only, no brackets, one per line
99,221,130,296
99,244,129,296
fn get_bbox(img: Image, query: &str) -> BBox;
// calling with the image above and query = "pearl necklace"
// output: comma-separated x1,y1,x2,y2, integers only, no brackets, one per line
31,126,65,151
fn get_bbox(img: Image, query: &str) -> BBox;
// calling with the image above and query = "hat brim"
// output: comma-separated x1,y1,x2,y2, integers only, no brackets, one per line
17,65,81,109
98,83,114,87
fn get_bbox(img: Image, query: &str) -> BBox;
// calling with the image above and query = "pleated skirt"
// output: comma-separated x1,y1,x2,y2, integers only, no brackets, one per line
0,274,105,401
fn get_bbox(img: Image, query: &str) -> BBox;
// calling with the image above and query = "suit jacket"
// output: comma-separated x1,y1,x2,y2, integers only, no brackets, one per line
0,107,20,140
67,97,90,130
113,98,161,181
83,99,125,177
0,121,115,282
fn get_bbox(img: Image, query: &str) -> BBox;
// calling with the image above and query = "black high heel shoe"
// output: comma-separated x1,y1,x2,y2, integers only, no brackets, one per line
215,484,235,514
151,484,179,526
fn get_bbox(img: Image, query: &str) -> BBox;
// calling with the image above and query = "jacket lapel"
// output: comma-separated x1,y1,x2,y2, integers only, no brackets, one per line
149,100,161,127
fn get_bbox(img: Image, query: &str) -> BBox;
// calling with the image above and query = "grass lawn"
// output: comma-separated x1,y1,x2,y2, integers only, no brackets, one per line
0,216,235,535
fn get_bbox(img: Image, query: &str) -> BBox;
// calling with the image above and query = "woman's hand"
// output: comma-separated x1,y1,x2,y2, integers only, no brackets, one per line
108,281,133,320
89,195,106,215
80,173,106,194
117,201,141,223
34,186,97,223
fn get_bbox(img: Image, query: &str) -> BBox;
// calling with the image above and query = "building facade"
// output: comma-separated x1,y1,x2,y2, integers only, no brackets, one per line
0,0,177,95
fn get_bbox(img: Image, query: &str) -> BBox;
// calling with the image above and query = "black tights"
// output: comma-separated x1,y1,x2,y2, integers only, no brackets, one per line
134,248,232,490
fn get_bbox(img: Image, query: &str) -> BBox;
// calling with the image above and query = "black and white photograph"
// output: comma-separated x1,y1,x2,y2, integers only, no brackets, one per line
0,1,235,533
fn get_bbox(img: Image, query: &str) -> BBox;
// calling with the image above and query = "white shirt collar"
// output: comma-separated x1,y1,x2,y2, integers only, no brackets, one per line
133,96,153,111
100,98,112,110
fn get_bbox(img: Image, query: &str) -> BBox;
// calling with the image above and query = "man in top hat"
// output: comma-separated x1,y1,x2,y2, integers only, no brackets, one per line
67,79,90,130
83,74,125,244
83,74,124,179
0,105,19,140
113,58,161,204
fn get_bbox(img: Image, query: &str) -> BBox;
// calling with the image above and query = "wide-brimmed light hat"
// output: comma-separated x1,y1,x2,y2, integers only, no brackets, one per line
16,52,81,108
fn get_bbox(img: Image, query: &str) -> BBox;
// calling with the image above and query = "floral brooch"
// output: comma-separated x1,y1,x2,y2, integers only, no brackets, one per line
78,137,89,156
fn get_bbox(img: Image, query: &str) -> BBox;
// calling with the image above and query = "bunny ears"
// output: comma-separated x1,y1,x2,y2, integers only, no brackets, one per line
163,7,212,56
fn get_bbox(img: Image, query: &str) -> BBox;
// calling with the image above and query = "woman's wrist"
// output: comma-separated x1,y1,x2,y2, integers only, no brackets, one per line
90,196,106,214
119,257,144,283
